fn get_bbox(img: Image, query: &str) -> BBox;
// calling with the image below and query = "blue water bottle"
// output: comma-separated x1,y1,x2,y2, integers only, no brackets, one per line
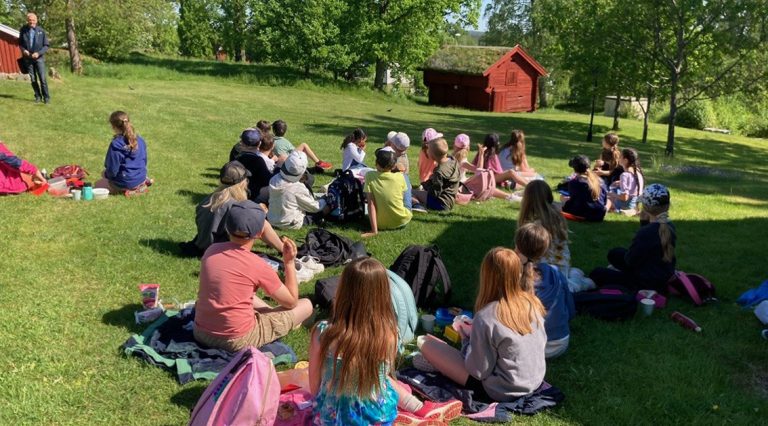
82,183,94,201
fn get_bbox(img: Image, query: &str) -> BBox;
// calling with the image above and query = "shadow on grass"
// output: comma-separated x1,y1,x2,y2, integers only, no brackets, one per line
170,385,207,412
139,238,193,259
102,303,145,334
176,189,208,205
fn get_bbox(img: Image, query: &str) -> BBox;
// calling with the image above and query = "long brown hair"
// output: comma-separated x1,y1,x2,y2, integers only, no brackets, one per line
601,133,620,170
318,258,398,398
502,129,527,167
109,111,138,152
515,223,551,291
475,247,544,335
584,170,602,201
519,180,568,242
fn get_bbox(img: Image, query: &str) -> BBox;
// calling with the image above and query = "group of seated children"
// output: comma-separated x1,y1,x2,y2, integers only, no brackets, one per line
560,133,645,221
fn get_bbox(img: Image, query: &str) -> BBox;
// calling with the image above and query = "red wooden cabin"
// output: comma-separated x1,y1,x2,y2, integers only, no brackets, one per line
422,45,548,113
0,23,21,74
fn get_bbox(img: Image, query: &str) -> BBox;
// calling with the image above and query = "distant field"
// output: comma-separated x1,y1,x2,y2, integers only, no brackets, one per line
1,58,767,425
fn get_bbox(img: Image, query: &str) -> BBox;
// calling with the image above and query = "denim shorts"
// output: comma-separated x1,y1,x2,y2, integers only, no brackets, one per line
614,195,638,211
426,193,447,211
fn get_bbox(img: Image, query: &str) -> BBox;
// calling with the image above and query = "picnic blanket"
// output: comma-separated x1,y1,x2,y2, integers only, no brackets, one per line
122,308,297,384
396,367,564,422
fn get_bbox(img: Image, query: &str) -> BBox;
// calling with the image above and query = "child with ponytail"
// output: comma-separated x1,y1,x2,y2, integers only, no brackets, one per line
419,247,547,402
561,155,607,222
99,111,150,195
606,148,644,214
518,180,571,275
594,133,622,185
589,184,676,292
309,258,462,425
514,223,575,358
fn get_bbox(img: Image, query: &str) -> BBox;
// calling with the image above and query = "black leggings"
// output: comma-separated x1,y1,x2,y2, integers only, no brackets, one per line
589,248,643,291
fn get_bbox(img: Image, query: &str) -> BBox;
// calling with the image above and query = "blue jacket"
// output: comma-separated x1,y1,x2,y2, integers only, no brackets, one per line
535,262,575,341
18,25,49,57
563,176,607,222
104,135,148,189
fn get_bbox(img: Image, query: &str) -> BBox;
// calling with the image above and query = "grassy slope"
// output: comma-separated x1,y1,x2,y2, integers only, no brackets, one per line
1,61,767,425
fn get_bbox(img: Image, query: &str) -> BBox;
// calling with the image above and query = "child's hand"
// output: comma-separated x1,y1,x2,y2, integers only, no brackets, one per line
281,237,297,262
477,144,486,153
595,159,604,168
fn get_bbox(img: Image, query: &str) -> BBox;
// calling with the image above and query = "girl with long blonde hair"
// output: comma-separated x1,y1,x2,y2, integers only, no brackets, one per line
309,258,461,424
561,155,607,222
420,247,547,402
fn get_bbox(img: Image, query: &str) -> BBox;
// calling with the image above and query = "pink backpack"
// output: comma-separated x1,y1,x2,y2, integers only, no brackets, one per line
456,169,496,204
189,346,280,426
667,271,717,306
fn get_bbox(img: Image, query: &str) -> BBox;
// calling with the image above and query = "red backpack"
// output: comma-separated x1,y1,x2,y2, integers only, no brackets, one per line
667,271,716,306
51,164,89,180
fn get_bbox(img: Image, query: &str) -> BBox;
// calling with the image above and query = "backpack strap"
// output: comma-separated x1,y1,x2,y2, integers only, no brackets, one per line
669,271,703,306
428,246,452,304
413,248,430,306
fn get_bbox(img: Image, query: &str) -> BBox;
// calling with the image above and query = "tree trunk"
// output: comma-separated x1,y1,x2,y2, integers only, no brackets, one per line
374,59,388,90
665,75,679,156
538,77,547,108
612,93,621,131
66,0,82,75
642,88,653,144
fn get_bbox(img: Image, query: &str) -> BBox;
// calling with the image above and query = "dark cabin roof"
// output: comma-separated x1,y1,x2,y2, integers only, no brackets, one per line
423,44,548,77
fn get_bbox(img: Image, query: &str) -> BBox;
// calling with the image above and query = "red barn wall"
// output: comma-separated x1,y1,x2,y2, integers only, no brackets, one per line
424,70,491,111
0,32,21,74
486,53,539,113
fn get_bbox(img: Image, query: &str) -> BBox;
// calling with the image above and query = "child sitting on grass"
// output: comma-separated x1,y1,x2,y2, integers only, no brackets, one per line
385,131,420,211
362,148,413,238
309,258,462,425
589,184,676,292
272,119,333,171
518,180,571,276
340,128,369,171
413,137,460,211
474,132,530,190
229,119,272,161
606,148,644,215
561,155,607,222
453,133,472,183
418,128,442,183
594,132,622,185
267,151,330,229
0,140,46,195
234,129,277,204
418,247,547,402
514,223,575,358
98,110,152,196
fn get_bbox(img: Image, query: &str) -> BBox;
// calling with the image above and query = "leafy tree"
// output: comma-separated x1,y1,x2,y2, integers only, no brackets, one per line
179,0,217,57
220,0,247,61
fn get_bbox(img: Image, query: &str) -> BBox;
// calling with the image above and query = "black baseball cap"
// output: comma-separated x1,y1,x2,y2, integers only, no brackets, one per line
569,155,590,173
225,201,266,239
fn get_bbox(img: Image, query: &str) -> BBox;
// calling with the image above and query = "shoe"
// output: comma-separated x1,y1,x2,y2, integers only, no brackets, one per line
506,193,523,202
415,400,463,422
411,352,437,373
124,184,149,197
299,255,324,274
394,411,445,425
43,98,50,104
294,261,315,283
34,97,41,103
315,160,333,171
412,203,428,213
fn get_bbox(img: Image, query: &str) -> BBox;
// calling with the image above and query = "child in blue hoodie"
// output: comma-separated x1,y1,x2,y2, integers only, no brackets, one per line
99,111,151,195
515,223,575,358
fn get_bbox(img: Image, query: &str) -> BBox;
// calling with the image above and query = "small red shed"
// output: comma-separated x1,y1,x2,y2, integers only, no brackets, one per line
422,45,548,113
0,23,21,74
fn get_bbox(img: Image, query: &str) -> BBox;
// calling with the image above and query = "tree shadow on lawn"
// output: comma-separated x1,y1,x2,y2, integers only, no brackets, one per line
176,189,208,205
170,384,208,413
140,238,196,259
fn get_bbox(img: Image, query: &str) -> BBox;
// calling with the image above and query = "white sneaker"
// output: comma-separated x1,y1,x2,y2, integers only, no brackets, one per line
411,352,438,373
294,261,315,283
299,255,325,274
506,193,523,202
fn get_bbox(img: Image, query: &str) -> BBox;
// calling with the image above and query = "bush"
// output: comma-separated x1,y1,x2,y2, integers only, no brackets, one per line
711,95,750,135
659,99,717,130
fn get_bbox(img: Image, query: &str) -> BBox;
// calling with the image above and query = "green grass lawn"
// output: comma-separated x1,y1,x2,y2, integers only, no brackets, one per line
1,58,767,425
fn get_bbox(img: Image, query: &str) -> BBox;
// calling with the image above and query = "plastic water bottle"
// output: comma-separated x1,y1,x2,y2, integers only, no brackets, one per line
670,311,702,333
82,183,93,201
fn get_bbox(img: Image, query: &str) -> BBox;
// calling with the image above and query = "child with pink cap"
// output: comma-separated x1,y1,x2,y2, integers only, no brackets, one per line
452,133,472,183
418,128,442,184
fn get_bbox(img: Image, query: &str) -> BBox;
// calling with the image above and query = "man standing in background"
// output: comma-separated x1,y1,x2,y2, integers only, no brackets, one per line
18,12,50,104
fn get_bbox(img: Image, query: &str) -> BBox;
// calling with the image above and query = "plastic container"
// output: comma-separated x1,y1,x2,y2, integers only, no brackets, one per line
435,307,473,327
47,177,68,197
92,188,109,200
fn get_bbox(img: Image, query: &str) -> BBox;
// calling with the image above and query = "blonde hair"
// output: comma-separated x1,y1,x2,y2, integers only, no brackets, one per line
519,180,568,242
109,111,139,152
428,137,448,160
203,179,249,212
453,146,468,164
476,247,544,335
644,204,675,263
584,170,602,201
319,258,398,398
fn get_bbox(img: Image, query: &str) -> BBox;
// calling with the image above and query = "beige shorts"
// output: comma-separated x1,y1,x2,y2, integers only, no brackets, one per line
194,308,296,352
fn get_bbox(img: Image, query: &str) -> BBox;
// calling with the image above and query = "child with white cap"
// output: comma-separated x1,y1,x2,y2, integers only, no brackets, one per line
267,151,331,229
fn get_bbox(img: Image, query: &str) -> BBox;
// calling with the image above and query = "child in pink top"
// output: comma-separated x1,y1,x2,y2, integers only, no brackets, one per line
472,133,504,174
418,128,442,184
0,142,46,195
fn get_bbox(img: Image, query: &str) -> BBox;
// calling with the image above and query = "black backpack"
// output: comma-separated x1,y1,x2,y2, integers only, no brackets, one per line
314,275,342,309
573,286,638,321
297,228,368,267
390,245,451,308
326,169,366,223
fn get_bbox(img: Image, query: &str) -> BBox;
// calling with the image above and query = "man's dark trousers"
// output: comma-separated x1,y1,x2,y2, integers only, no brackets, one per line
26,58,49,102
